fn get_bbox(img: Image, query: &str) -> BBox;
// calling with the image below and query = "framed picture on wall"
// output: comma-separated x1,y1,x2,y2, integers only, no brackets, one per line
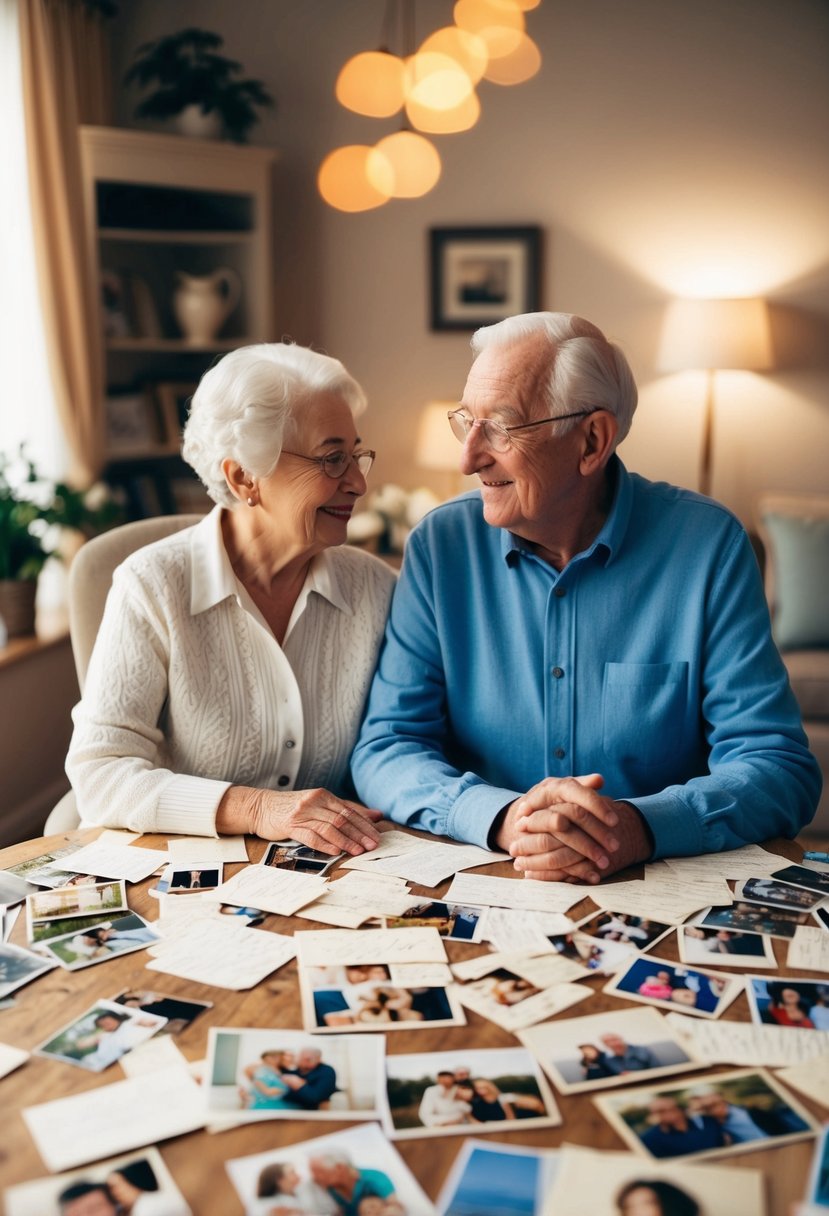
105,391,164,457
429,226,541,331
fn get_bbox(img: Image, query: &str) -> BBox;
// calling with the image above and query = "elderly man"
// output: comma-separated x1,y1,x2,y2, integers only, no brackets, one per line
598,1032,658,1074
641,1095,726,1158
280,1045,337,1109
308,1150,397,1216
352,312,820,882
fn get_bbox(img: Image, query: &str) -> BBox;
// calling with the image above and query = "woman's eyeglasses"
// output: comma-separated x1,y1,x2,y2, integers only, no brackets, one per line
281,449,375,479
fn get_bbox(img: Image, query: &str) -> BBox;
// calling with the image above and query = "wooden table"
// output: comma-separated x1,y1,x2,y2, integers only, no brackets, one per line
0,829,821,1213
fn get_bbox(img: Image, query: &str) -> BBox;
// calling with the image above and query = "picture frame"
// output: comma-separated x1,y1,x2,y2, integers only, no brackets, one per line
104,391,165,458
429,225,541,331
154,382,198,452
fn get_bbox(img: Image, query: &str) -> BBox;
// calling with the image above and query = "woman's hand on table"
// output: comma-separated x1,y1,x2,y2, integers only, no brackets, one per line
216,784,382,855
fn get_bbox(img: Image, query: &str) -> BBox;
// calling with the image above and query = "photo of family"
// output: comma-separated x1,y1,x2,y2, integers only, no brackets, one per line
594,1068,817,1162
698,902,813,939
36,999,167,1072
4,1147,190,1216
35,912,160,971
385,901,483,942
263,840,340,875
734,877,825,913
436,1139,558,1216
519,1006,700,1096
0,942,54,999
225,1123,435,1216
677,926,777,969
300,963,464,1033
544,1144,766,1216
604,956,741,1019
205,1027,384,1123
745,976,829,1030
383,1046,560,1140
576,911,673,952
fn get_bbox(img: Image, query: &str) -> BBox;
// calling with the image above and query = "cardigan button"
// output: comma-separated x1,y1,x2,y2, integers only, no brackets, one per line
277,775,290,787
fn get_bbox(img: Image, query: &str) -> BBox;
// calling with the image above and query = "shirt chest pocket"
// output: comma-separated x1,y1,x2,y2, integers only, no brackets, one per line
602,661,688,768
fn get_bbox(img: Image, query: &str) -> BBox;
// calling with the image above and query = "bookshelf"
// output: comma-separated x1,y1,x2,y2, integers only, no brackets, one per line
80,126,278,518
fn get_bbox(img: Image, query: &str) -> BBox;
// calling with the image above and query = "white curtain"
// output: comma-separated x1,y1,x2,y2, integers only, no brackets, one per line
0,0,69,482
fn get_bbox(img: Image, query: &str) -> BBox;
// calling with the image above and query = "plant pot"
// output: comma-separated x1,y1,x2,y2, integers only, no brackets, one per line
0,578,38,639
174,104,222,140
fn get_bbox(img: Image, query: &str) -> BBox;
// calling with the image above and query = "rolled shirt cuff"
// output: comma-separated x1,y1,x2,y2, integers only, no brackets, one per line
155,774,232,837
447,782,523,850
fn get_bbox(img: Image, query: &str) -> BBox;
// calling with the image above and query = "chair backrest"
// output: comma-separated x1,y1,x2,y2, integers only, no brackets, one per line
68,515,202,690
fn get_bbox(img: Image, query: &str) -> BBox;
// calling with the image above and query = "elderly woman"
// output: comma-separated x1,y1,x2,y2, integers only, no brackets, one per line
66,343,395,854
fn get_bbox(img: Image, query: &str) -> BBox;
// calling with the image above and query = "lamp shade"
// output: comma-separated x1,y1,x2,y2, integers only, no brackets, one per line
416,401,461,471
659,298,773,372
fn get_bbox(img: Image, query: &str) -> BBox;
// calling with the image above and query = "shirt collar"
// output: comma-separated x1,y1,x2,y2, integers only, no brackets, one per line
501,456,632,570
189,505,352,617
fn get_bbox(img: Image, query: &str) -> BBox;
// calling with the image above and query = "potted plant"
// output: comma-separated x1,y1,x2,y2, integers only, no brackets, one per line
0,451,123,640
124,28,275,142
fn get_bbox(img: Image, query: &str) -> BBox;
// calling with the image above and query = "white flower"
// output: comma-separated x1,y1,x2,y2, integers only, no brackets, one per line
405,487,441,527
367,483,409,521
83,482,111,511
347,509,385,542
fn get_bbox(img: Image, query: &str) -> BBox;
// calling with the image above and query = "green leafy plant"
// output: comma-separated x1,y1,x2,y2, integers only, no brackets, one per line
0,451,123,582
124,28,275,143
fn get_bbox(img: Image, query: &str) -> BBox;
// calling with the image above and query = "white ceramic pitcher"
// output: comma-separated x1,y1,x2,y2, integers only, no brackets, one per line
173,267,241,344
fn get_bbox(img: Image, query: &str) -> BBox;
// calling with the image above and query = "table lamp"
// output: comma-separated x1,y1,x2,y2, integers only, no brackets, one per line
415,400,464,497
658,297,773,496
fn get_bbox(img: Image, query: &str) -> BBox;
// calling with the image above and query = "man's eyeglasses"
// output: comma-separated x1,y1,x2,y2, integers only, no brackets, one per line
447,408,596,453
281,449,375,479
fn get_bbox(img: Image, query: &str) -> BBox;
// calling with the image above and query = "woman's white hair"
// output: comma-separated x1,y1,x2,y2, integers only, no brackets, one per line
470,312,638,447
182,342,367,507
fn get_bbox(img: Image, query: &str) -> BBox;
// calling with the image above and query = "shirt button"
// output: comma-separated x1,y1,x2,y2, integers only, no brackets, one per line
277,775,290,787
554,747,566,759
552,666,564,679
285,740,295,749
554,587,566,598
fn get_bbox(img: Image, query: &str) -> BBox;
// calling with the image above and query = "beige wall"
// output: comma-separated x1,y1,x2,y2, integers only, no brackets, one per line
110,0,829,524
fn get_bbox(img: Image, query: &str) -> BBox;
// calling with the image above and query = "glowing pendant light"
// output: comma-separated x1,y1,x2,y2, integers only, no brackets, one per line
335,50,407,117
371,130,442,197
405,88,481,135
317,145,395,212
482,32,541,84
454,0,525,59
417,26,489,85
404,51,474,111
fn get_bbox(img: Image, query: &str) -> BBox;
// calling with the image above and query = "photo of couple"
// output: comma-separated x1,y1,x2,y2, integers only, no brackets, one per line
4,1148,189,1216
225,1125,434,1216
302,964,462,1033
205,1029,384,1124
383,1046,559,1139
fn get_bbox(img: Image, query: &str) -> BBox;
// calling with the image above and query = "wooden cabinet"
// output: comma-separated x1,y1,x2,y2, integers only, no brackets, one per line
79,126,277,517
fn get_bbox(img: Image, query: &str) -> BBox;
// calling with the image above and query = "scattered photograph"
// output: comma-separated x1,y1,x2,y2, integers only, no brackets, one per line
603,955,741,1019
29,909,119,945
770,863,829,898
36,912,160,971
593,1067,817,1162
205,1027,384,1123
217,904,267,927
168,866,222,892
112,989,212,1036
300,963,465,1033
519,1006,701,1096
385,901,485,942
4,1147,190,1216
226,1122,435,1216
544,1144,766,1216
36,999,167,1072
4,845,94,890
677,926,777,969
0,942,55,998
698,901,813,939
436,1139,559,1216
576,910,674,951
807,1122,829,1206
745,976,829,1031
0,871,39,906
263,840,341,875
571,933,637,976
26,880,128,934
816,907,829,933
383,1045,560,1140
735,876,825,913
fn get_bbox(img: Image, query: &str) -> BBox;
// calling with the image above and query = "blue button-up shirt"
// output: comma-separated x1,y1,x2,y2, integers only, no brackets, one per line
352,459,820,855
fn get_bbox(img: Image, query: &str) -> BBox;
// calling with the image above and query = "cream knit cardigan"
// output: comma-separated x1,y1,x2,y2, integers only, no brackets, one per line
66,509,396,836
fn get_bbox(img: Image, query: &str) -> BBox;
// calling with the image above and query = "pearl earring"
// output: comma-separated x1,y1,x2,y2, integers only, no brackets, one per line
246,495,257,507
